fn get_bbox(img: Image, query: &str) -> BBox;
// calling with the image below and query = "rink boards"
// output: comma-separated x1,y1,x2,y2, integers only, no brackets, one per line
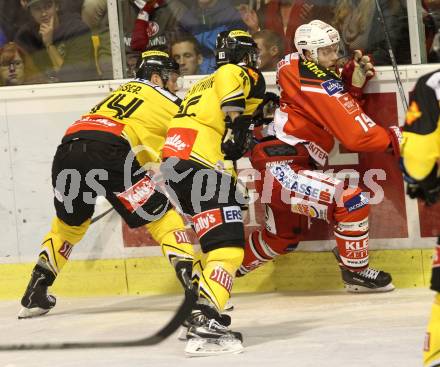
0,65,439,298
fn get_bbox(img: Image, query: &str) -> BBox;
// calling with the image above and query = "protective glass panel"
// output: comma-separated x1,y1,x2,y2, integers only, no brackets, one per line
0,0,112,86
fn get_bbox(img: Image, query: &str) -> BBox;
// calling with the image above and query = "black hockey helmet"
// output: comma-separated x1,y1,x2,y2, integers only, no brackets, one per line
215,30,259,69
135,50,179,85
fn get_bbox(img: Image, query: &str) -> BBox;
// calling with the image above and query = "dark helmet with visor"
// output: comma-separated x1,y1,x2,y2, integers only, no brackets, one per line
135,50,179,85
215,30,259,69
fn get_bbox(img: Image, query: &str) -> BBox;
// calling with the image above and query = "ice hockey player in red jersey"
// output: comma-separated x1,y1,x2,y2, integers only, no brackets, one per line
237,20,402,292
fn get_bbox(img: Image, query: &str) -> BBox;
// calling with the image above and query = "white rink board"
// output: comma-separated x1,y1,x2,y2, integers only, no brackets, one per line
0,65,439,263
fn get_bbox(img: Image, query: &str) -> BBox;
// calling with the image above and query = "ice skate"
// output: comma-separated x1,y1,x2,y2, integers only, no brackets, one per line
332,247,395,293
184,307,243,356
18,266,56,319
178,305,234,341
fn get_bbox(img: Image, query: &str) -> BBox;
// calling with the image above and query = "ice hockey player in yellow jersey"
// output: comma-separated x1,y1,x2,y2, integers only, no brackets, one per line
18,51,194,319
161,30,265,356
400,69,440,367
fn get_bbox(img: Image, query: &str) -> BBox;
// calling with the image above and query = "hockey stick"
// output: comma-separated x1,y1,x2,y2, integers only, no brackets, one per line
90,206,114,224
0,288,196,351
374,0,408,110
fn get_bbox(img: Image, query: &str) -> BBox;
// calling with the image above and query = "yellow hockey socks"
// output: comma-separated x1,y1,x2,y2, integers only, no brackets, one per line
424,293,440,366
193,247,243,312
37,217,89,280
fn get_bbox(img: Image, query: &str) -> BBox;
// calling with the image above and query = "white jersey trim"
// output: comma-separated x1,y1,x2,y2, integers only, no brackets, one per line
273,107,328,166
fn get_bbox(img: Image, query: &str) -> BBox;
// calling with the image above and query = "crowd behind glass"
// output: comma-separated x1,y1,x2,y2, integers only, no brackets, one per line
0,0,438,86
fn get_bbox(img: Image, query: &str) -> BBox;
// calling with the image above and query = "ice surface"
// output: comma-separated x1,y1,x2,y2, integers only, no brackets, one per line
0,289,432,367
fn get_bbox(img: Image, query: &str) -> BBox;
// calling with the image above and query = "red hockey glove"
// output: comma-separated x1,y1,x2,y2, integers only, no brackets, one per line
341,50,375,100
387,125,403,158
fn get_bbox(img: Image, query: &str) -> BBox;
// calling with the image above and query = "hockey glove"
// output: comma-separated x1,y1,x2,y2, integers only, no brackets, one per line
252,92,280,127
341,50,375,100
387,125,403,158
221,115,254,161
402,162,440,205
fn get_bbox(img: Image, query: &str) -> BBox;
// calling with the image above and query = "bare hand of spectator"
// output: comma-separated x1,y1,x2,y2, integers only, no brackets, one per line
238,4,259,33
39,16,55,47
300,4,314,21
20,0,27,8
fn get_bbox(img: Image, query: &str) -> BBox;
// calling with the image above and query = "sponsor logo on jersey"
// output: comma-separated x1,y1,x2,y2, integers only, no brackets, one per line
66,116,125,137
174,230,191,244
192,208,223,238
305,142,328,166
336,232,369,267
266,159,294,167
117,176,155,212
344,238,368,251
291,198,328,220
58,241,73,259
302,60,327,78
162,128,197,160
246,67,259,84
222,206,242,223
321,79,344,96
271,165,319,199
344,193,369,212
271,165,333,205
342,237,369,266
319,190,332,202
336,219,369,232
210,266,233,293
337,93,359,114
405,100,422,125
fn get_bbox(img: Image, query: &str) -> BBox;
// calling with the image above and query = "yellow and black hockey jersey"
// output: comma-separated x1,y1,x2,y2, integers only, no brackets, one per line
162,63,265,173
63,79,180,166
401,70,440,180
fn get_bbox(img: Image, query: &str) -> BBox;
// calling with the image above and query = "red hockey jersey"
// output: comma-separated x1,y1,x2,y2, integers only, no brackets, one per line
273,53,390,166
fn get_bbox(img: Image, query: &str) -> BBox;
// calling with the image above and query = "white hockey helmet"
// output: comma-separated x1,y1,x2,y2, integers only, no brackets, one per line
294,20,340,62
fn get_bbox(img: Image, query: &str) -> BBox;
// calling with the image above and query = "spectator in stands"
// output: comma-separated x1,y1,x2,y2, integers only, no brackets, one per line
424,0,440,62
130,0,187,52
0,0,31,43
178,0,247,74
126,51,140,78
240,0,332,53
332,0,410,65
0,42,41,85
81,0,112,79
15,0,98,82
253,29,284,71
170,34,203,75
0,28,7,48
